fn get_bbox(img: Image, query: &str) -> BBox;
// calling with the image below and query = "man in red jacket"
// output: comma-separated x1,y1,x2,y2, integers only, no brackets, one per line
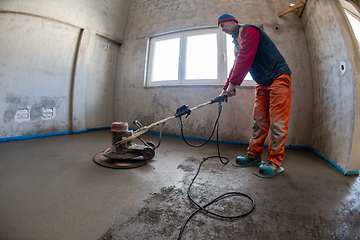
218,14,292,178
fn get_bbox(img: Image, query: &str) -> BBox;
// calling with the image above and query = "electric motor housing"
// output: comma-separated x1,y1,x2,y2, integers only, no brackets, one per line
111,122,133,151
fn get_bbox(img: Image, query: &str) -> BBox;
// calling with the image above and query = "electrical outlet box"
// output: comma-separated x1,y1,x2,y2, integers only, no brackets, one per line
17,108,30,120
42,108,54,119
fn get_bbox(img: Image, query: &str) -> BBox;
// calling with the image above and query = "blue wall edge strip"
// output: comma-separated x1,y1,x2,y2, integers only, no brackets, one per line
308,147,347,175
145,130,359,176
1,128,359,176
0,127,111,143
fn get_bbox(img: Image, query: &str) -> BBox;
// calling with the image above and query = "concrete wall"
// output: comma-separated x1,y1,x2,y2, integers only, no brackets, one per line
301,0,360,172
340,2,360,172
0,13,78,136
115,0,313,146
2,0,357,172
0,0,131,138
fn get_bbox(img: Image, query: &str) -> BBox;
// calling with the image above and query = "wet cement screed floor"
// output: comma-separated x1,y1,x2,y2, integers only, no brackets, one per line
0,129,359,240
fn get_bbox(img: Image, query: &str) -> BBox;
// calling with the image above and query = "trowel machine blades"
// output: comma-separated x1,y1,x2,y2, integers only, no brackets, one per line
93,142,156,169
103,143,155,160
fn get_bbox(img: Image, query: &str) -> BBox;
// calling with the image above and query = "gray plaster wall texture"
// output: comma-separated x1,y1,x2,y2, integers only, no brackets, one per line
0,13,79,137
114,0,313,146
0,0,129,41
85,35,120,129
0,0,131,136
1,0,358,172
301,0,360,172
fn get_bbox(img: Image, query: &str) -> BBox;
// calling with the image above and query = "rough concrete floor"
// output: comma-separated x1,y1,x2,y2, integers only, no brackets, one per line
0,129,359,240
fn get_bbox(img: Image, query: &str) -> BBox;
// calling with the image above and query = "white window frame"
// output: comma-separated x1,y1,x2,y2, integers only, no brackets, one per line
340,0,360,49
144,26,255,87
344,10,360,49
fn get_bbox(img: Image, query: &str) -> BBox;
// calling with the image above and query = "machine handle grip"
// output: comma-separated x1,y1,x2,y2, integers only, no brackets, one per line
211,93,228,104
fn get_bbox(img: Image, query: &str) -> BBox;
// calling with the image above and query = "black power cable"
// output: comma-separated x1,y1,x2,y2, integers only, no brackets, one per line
179,101,228,164
177,102,255,240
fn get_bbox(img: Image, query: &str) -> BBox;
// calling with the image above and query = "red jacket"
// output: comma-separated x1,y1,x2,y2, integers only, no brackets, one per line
224,26,259,89
224,25,291,88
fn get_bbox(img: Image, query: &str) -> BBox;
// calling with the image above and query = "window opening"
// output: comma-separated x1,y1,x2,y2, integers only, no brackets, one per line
145,27,254,87
185,33,218,80
151,38,180,81
345,10,360,49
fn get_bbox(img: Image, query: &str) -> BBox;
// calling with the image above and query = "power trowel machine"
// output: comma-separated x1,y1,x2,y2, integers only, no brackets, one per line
93,94,229,169
93,92,257,240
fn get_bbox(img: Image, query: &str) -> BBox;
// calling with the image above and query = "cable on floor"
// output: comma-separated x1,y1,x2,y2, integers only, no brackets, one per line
176,102,255,240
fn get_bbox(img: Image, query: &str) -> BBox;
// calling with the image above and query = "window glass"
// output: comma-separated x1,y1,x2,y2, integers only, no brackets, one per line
345,10,360,48
151,38,180,81
146,27,255,86
185,33,218,80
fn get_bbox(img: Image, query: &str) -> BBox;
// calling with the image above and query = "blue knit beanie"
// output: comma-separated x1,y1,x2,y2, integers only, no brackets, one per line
217,14,238,26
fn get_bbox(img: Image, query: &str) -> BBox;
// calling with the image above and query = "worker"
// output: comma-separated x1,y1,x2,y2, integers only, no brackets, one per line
217,13,292,178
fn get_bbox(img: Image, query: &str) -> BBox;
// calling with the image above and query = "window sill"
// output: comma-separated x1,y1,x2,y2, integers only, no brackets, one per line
144,80,256,88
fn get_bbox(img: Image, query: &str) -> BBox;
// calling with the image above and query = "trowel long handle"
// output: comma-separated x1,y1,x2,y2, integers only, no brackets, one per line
147,100,212,129
144,100,212,130
114,115,176,147
117,128,149,145
104,128,148,154
190,100,212,111
146,115,176,129
114,100,213,148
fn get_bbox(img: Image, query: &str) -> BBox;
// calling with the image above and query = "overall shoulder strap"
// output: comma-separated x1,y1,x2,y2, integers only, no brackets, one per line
234,27,243,56
235,27,243,45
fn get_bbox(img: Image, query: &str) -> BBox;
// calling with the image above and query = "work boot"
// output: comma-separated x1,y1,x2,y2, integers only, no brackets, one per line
254,160,285,178
258,161,281,175
236,153,263,167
